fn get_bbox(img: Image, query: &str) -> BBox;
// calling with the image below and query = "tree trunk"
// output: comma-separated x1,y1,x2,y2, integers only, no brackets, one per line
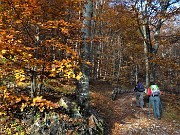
78,0,93,116
142,1,150,87
135,64,139,83
31,68,36,98
30,24,40,98
151,20,162,82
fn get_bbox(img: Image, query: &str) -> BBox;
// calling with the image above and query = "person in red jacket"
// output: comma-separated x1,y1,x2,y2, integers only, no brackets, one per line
147,82,161,120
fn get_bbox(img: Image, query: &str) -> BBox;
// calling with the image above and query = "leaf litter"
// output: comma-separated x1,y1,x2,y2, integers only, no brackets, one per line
90,82,180,135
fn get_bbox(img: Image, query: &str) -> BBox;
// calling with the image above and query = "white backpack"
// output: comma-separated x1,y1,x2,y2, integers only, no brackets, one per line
150,85,160,96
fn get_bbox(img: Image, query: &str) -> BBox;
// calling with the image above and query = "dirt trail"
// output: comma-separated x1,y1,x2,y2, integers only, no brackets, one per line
90,82,180,135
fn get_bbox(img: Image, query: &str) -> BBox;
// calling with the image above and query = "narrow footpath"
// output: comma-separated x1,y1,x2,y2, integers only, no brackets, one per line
90,81,180,135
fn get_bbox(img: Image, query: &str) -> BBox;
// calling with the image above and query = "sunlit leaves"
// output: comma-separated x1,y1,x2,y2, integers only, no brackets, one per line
76,72,82,80
1,87,60,113
15,69,26,82
0,87,29,113
1,49,7,54
0,1,85,126
49,58,81,80
0,0,82,82
20,102,27,112
31,96,60,112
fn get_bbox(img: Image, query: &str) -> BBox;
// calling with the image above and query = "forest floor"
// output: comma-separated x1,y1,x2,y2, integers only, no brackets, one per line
90,81,180,135
0,80,179,135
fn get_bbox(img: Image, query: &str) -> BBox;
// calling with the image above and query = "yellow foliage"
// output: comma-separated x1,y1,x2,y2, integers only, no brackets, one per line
16,97,22,103
86,61,91,65
49,71,56,77
20,103,27,112
0,111,6,116
76,72,82,80
1,49,7,54
31,96,60,112
32,96,43,104
15,20,22,24
76,75,81,81
3,88,9,98
15,69,26,82
72,74,76,78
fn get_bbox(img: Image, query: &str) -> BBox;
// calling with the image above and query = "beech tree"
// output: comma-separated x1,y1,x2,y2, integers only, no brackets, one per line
78,0,93,116
0,0,83,106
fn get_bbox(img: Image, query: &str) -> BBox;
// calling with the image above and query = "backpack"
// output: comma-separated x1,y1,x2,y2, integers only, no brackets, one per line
136,83,145,92
150,85,160,96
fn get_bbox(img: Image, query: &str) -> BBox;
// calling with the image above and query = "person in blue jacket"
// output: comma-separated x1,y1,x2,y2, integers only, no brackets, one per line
134,81,145,108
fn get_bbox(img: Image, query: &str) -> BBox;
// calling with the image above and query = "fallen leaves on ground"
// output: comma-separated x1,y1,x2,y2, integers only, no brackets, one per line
90,82,180,135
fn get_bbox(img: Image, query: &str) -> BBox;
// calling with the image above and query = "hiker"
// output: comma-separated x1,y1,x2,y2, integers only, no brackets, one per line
134,81,145,108
147,82,161,120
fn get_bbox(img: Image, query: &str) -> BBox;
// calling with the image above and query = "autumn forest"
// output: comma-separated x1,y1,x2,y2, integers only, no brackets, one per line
0,0,179,135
